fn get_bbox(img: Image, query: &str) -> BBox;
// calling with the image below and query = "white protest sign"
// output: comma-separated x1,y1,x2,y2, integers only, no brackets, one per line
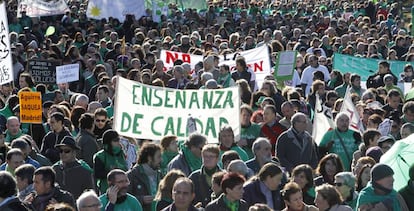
0,2,13,85
17,0,69,17
113,77,240,143
160,45,271,88
56,64,79,84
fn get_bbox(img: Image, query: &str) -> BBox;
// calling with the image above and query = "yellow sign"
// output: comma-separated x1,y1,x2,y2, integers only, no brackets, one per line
18,92,42,123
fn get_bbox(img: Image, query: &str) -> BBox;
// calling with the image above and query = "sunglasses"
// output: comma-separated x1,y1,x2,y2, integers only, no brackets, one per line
58,149,72,154
334,182,344,187
95,119,106,123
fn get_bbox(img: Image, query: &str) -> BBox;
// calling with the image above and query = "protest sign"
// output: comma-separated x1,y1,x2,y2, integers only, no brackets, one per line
113,77,240,142
56,64,79,84
18,92,42,123
28,59,60,84
333,53,414,81
87,0,146,22
17,0,69,17
273,51,297,89
0,2,13,85
160,45,271,89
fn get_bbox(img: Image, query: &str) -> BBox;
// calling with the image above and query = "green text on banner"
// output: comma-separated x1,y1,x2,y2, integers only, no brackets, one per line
113,77,241,142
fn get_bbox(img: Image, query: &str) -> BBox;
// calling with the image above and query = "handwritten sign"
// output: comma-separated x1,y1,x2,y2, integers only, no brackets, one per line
0,2,13,85
56,63,79,84
28,59,60,84
19,92,42,123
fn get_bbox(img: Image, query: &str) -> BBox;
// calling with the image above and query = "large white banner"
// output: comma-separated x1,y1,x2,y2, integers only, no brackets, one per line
113,77,240,142
17,0,68,17
0,2,13,85
87,0,146,22
160,45,271,88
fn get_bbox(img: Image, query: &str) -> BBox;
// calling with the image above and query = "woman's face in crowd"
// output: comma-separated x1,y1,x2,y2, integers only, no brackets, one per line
325,159,337,177
293,172,308,189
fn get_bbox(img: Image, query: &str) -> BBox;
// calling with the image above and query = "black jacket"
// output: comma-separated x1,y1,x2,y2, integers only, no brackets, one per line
205,194,249,211
40,128,72,164
0,197,29,211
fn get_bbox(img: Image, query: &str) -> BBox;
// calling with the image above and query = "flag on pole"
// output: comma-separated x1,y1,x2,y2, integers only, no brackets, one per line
340,87,364,132
121,36,126,55
87,0,146,22
0,1,14,85
313,94,335,145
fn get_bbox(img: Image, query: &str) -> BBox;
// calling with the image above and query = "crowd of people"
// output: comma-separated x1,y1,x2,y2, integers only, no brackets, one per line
0,0,414,210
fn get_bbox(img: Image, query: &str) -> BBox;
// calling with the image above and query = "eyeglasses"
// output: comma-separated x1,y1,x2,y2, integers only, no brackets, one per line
334,182,344,187
95,119,106,123
82,203,102,208
58,149,72,154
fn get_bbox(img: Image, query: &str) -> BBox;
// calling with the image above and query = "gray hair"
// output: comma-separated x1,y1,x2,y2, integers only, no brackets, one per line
252,137,271,155
335,112,349,125
201,72,213,81
76,190,99,210
335,172,356,189
291,112,306,127
173,65,184,74
227,159,249,176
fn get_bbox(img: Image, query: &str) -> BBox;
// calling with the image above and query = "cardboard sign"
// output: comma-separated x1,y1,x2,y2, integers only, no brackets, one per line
28,59,60,84
19,92,42,123
56,63,79,84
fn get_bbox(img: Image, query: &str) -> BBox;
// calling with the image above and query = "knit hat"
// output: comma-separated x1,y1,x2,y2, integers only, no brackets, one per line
103,129,119,145
365,146,383,163
371,163,394,182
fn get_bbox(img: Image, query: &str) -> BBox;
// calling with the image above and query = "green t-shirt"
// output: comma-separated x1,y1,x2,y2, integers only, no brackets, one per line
320,129,359,171
99,193,143,211
240,123,261,159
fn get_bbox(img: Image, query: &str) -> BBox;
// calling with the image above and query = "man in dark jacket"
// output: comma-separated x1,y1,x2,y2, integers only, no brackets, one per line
189,144,223,207
205,172,249,211
93,108,111,140
26,166,75,211
243,163,284,211
276,112,318,172
41,112,72,164
366,61,398,89
127,143,162,211
168,133,207,176
399,164,414,211
53,136,94,199
0,171,29,211
162,177,200,211
76,113,99,167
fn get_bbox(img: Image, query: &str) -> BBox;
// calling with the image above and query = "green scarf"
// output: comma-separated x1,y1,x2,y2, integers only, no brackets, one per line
223,195,239,211
5,129,23,144
182,146,202,172
356,182,401,211
217,73,232,88
161,151,178,174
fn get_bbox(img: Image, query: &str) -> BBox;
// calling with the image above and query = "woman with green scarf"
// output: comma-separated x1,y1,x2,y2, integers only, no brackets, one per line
356,164,409,211
160,135,179,176
93,129,127,194
167,133,206,176
205,172,248,211
217,64,236,88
